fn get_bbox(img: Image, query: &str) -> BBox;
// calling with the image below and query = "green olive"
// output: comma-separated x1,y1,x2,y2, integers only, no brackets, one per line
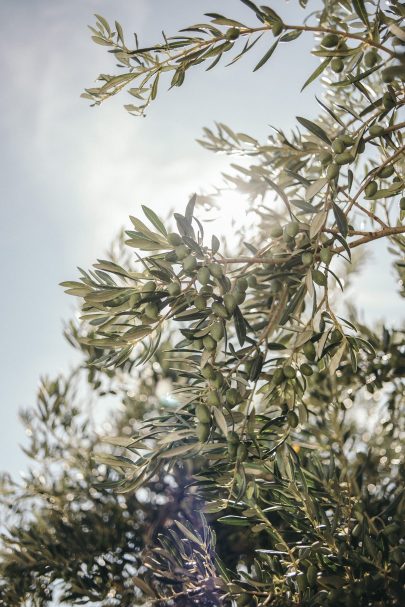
335,151,354,165
145,302,159,320
196,404,211,424
285,221,299,238
287,410,299,428
272,21,283,36
369,124,385,137
226,27,240,40
167,282,181,297
302,251,313,266
331,57,344,73
378,165,394,178
321,33,339,48
212,302,229,319
207,390,221,406
236,277,248,291
303,341,316,361
312,269,327,286
327,164,339,179
400,197,405,210
194,295,207,311
175,244,189,260
332,138,345,154
201,364,216,380
197,266,210,285
300,363,313,376
365,181,378,197
224,293,237,314
364,50,377,68
283,365,296,379
320,151,333,165
182,255,197,273
269,224,283,238
141,280,157,293
167,232,182,246
320,247,332,264
203,335,217,351
272,368,285,386
226,388,242,407
210,321,224,341
196,422,210,442
208,263,223,279
211,371,224,389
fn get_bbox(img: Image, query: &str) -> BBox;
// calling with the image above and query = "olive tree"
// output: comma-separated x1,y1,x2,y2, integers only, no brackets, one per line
1,1,404,606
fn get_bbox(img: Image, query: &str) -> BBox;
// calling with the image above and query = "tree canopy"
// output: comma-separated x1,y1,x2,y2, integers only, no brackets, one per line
1,1,404,606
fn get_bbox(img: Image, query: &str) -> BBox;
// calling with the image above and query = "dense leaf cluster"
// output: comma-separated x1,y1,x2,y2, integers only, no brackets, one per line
1,1,404,606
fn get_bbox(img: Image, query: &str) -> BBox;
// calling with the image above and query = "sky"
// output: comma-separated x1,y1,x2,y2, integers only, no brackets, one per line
0,0,403,477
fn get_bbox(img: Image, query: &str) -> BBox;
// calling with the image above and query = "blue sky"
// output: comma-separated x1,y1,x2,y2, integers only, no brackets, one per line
0,0,403,477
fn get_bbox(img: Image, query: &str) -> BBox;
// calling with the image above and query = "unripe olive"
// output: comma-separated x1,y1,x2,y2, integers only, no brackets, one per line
272,367,285,386
211,371,224,388
285,221,299,238
207,390,221,406
175,244,189,260
196,403,211,424
283,365,296,379
194,339,203,350
382,68,394,83
369,124,385,137
234,289,246,305
210,321,224,341
320,247,332,264
226,387,242,407
248,275,257,288
304,341,316,361
226,27,240,40
145,302,159,320
196,422,210,442
331,57,344,73
212,301,229,319
321,33,339,48
142,280,156,294
167,282,181,297
197,266,210,285
341,134,354,147
382,91,395,110
236,277,248,292
300,363,313,376
224,293,237,314
182,255,197,273
203,335,217,351
312,269,327,286
332,138,345,154
200,285,213,296
327,163,339,179
272,21,283,36
302,251,313,266
269,224,283,238
379,165,394,178
331,329,342,342
194,295,207,311
237,443,248,462
287,410,299,428
335,151,354,165
365,181,378,197
167,232,182,246
201,364,216,380
364,50,377,68
227,430,240,445
320,151,333,165
270,279,282,293
400,197,405,210
208,263,223,279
